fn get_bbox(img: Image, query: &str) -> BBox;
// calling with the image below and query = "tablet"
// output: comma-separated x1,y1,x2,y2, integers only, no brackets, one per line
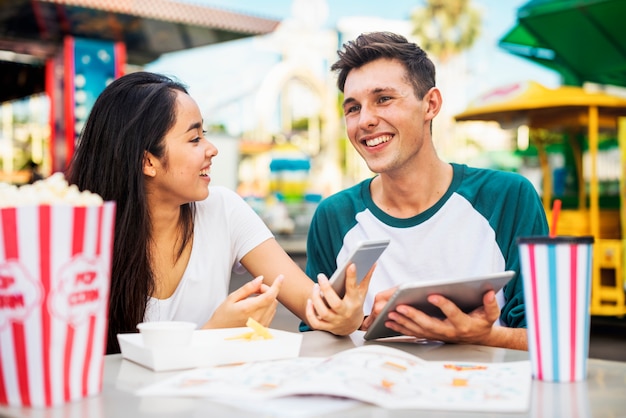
327,239,390,297
363,270,515,341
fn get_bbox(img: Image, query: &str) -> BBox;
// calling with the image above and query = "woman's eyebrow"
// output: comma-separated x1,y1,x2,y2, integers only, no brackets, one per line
186,121,203,132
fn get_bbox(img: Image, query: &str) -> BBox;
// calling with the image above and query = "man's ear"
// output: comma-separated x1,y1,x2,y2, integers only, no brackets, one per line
423,87,442,122
143,151,157,177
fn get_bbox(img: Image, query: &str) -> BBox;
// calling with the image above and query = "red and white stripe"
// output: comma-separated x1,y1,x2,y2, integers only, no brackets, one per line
0,202,115,407
519,240,592,382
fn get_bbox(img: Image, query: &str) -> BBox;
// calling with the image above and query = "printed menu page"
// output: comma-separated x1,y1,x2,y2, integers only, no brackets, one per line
137,345,531,412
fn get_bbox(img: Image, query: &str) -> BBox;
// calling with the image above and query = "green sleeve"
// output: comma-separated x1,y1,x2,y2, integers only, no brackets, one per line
499,177,549,328
300,185,364,331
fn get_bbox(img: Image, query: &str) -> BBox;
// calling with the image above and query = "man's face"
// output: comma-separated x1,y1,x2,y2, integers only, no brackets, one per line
341,58,433,175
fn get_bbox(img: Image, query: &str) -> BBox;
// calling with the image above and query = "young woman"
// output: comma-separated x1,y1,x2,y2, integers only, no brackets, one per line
67,72,371,354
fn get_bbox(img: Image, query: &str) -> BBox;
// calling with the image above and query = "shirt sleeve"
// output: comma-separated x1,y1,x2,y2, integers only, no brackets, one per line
300,197,346,332
217,187,274,266
500,177,549,328
305,197,348,284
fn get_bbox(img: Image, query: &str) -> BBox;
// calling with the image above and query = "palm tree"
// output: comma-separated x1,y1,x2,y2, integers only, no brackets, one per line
411,0,481,62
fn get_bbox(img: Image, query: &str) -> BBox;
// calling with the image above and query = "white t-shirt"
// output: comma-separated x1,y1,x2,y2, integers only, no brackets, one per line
144,186,273,326
306,164,549,329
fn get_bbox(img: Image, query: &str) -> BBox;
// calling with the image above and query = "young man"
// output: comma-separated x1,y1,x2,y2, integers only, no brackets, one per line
305,32,548,350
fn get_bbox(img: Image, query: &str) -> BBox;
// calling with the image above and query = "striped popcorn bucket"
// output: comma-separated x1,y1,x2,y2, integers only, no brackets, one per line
0,202,115,407
517,236,594,382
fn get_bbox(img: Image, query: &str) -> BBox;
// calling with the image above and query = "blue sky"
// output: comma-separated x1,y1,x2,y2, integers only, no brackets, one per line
148,0,559,134
180,0,559,88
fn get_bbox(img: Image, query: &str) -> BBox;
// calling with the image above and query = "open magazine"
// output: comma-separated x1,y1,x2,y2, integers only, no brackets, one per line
137,345,531,412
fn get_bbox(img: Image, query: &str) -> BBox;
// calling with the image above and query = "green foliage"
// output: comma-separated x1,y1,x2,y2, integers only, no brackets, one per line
292,117,309,131
206,123,227,133
411,0,482,61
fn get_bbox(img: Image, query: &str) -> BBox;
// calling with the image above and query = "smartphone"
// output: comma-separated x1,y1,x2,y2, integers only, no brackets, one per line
327,239,390,297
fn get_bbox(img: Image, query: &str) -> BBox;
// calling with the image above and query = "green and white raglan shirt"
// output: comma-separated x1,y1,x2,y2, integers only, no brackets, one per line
305,163,548,329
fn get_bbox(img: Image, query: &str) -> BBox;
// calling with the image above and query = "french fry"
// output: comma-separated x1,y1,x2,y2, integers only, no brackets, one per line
225,318,273,341
225,331,255,340
246,318,273,339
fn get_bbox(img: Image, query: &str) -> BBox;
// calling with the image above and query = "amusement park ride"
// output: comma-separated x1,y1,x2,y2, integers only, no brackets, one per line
455,81,626,317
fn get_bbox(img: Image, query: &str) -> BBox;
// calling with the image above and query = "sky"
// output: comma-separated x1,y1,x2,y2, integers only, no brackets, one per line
147,0,560,135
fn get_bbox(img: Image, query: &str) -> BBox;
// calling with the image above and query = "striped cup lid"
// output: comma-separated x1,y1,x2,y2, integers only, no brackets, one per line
517,235,594,245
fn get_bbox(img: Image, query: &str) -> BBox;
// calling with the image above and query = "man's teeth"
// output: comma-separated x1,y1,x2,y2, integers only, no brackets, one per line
200,169,209,177
365,135,391,147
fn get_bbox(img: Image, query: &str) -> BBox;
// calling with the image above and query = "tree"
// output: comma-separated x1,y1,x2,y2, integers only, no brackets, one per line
411,0,481,62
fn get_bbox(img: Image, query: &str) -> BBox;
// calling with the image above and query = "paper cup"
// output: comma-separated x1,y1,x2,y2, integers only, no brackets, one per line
0,202,115,407
518,235,594,382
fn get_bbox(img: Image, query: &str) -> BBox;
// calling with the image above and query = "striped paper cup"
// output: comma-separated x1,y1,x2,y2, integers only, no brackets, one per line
517,236,594,382
0,202,115,407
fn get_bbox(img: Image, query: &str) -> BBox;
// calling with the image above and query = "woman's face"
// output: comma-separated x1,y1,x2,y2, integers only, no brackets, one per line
145,90,218,207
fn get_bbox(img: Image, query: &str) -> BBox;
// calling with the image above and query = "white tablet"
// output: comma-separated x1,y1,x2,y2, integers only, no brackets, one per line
327,239,390,297
363,270,515,341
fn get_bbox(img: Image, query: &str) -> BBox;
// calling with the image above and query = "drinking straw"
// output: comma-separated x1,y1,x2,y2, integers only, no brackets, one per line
550,199,562,238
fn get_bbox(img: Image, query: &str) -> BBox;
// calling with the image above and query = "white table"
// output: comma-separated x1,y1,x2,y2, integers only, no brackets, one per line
1,331,625,417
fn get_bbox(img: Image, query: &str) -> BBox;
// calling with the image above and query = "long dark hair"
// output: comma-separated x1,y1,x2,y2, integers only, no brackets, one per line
67,72,195,354
331,31,436,100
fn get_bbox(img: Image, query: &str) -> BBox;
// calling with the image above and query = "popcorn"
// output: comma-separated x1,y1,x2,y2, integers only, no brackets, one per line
0,173,103,207
0,173,115,407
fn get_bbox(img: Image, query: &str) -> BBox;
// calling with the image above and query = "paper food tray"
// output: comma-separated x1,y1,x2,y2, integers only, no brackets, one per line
118,328,303,372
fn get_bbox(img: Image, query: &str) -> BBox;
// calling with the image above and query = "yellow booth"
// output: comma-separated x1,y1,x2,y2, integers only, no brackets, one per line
455,81,626,316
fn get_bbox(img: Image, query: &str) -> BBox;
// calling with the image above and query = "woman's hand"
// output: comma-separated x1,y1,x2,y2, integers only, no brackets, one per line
304,263,373,335
202,275,284,329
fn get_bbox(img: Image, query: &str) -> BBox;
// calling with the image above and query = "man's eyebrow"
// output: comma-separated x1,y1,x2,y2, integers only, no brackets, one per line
373,87,395,94
342,87,397,107
342,97,356,107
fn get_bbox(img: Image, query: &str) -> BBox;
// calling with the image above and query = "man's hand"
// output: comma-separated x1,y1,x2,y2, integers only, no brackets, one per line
305,263,373,335
364,288,528,349
383,290,500,344
360,286,397,330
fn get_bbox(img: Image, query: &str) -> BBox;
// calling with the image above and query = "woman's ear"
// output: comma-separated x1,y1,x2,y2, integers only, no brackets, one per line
143,152,157,177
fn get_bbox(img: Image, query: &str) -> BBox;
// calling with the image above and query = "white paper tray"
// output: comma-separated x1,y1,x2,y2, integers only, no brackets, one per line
118,328,303,372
